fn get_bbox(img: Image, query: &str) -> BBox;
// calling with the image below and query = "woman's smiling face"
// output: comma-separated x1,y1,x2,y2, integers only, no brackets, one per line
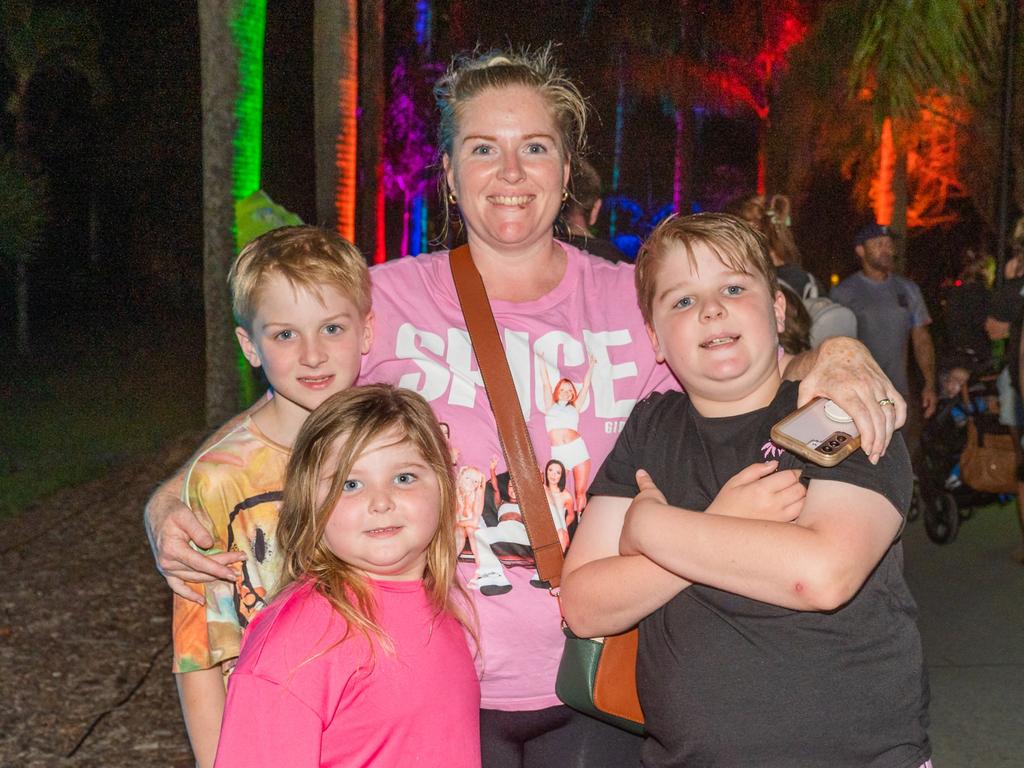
444,84,570,252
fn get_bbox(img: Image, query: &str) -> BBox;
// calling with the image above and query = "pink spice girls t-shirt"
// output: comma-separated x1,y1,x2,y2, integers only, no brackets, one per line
361,242,678,710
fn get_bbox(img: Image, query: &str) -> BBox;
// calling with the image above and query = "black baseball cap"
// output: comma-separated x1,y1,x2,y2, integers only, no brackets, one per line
855,222,897,246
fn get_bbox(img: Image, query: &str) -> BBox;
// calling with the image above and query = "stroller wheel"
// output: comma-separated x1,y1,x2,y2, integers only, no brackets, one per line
923,491,960,545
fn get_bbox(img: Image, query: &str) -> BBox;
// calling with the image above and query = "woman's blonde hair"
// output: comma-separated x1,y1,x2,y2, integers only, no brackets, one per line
433,44,589,236
275,385,474,650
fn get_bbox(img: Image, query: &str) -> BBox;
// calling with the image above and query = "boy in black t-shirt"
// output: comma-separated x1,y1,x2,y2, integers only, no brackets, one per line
560,214,930,768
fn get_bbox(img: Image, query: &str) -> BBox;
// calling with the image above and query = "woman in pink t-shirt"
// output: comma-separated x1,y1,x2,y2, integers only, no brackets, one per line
214,386,480,768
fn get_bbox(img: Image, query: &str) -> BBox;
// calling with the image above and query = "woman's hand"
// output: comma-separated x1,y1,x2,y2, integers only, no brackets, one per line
706,461,805,522
798,336,904,464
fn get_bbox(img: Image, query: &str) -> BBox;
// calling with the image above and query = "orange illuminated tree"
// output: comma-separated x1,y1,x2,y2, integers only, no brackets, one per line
314,0,358,242
771,0,1004,265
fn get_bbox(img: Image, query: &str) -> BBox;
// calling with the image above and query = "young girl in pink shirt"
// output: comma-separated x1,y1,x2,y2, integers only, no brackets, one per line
215,385,480,768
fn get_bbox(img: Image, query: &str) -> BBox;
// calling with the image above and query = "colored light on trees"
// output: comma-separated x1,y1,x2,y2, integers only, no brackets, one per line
335,28,358,243
228,0,266,212
871,117,895,226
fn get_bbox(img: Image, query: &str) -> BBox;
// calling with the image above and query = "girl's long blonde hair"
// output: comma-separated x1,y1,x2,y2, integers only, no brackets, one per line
275,384,475,650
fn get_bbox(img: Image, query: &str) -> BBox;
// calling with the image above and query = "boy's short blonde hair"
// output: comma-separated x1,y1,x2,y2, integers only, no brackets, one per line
228,226,372,331
635,213,779,326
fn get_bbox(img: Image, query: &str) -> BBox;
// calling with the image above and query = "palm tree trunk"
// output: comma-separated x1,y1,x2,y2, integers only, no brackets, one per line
357,0,385,262
314,0,358,240
892,145,909,272
199,0,243,427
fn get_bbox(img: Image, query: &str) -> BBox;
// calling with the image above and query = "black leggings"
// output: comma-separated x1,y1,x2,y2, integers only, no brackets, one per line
480,705,642,768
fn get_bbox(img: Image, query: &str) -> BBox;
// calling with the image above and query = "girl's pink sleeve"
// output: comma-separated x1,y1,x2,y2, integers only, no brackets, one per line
214,673,322,768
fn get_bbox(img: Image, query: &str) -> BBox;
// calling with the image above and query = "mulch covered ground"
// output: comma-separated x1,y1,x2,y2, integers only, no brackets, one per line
1,433,204,767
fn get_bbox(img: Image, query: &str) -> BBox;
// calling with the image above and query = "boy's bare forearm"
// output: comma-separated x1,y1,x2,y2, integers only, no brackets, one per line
176,667,226,768
560,554,688,637
560,495,689,637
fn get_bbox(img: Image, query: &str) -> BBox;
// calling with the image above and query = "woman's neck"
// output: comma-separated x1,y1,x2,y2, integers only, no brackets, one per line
466,234,567,302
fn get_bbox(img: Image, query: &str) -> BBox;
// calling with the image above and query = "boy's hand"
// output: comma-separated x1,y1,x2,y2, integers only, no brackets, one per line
798,336,904,465
620,469,668,556
145,490,244,604
707,461,805,523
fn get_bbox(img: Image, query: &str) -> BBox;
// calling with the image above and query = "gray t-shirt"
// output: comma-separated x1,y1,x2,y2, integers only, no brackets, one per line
831,272,931,397
589,383,930,768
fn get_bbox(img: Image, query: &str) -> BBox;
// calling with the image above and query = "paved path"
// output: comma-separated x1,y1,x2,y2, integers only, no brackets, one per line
902,500,1024,767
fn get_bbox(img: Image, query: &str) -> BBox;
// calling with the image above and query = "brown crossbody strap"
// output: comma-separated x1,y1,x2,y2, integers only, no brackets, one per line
449,244,565,587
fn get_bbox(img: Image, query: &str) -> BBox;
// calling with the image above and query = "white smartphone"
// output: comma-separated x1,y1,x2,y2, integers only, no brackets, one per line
770,397,861,467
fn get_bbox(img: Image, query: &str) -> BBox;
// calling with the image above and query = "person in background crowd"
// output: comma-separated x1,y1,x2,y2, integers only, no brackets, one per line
942,248,992,371
832,223,937,458
1007,216,1024,564
562,158,627,263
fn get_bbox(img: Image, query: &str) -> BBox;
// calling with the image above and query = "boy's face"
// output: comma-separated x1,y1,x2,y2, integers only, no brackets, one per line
645,241,785,415
236,273,373,420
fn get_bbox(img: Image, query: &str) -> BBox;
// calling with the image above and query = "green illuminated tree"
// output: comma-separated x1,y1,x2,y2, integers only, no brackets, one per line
198,0,267,426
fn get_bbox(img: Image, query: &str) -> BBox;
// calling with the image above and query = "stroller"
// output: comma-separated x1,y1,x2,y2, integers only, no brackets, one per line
914,367,1018,544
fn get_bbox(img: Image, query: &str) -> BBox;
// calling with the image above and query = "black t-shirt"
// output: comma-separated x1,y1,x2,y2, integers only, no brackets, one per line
943,281,991,362
988,276,1024,323
564,233,628,263
589,381,930,768
989,278,1024,386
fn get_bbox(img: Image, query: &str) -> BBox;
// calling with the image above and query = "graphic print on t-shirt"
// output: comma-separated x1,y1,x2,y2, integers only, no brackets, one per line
421,339,615,598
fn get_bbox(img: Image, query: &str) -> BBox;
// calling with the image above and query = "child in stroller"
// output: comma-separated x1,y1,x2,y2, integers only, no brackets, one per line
916,359,1017,544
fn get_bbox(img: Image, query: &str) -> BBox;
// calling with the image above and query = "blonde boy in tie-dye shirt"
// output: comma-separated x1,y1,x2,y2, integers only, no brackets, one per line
171,226,373,768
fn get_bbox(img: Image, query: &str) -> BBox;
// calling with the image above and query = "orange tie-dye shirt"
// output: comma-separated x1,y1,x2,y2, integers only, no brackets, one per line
171,419,289,674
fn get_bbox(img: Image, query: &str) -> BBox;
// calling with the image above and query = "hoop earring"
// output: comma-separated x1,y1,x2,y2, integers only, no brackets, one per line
448,191,458,205
561,188,569,203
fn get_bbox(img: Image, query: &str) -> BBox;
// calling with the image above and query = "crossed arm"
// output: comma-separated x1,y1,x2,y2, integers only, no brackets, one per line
560,468,902,638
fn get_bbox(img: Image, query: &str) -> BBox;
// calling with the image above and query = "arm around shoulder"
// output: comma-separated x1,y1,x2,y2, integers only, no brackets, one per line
145,405,262,599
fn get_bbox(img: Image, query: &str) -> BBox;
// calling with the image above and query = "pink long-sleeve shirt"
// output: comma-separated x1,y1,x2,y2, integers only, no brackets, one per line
214,578,480,768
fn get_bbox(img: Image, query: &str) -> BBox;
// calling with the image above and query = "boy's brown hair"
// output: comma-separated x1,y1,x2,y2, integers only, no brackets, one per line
228,225,372,331
635,213,779,326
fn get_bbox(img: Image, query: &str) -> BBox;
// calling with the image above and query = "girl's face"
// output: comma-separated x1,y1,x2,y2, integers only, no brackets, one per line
458,469,480,492
555,380,574,404
321,428,442,581
546,462,562,485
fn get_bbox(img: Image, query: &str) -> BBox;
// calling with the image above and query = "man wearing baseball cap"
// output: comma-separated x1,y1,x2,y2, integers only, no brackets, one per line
832,223,937,451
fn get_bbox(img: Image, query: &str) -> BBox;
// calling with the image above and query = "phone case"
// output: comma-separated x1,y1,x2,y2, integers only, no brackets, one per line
770,398,861,467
